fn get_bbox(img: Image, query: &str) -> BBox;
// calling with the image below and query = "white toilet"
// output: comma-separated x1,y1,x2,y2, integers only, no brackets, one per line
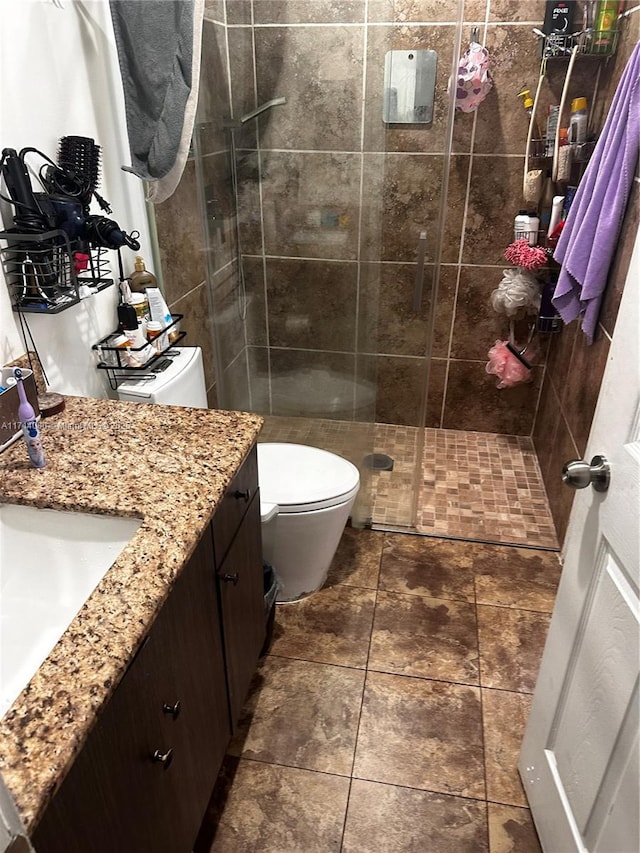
115,348,359,602
258,443,360,602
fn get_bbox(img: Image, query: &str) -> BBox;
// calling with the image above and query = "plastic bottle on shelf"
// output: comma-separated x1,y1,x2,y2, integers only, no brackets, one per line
594,1,621,49
545,105,560,157
514,211,540,246
525,212,540,246
128,256,157,292
569,97,588,145
539,173,556,233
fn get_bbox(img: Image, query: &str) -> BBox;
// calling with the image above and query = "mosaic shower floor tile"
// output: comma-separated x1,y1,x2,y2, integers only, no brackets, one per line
259,417,558,549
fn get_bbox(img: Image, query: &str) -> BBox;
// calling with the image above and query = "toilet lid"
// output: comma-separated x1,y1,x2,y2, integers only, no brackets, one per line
257,443,360,512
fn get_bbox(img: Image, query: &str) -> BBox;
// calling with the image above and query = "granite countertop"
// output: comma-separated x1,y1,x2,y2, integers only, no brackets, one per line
0,396,263,833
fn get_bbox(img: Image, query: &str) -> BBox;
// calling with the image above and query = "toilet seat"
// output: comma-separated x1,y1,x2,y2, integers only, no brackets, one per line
257,443,360,514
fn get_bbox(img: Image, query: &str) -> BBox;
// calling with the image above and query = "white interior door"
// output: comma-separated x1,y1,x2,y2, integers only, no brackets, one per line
519,230,640,853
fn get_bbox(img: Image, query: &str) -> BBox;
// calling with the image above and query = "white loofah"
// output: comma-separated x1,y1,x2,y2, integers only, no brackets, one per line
490,268,541,317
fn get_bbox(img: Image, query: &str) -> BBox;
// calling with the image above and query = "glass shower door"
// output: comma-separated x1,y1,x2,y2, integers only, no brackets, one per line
193,1,463,530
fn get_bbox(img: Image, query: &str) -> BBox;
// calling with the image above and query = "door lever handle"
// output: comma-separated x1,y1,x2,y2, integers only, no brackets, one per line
562,455,610,492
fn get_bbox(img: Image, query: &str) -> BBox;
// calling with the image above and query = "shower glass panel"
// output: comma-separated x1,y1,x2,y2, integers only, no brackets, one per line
193,1,463,530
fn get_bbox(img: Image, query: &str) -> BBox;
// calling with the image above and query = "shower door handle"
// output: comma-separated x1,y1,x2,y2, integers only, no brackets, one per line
413,231,427,312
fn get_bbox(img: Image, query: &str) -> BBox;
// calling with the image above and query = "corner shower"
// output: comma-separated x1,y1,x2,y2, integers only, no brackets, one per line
189,1,471,535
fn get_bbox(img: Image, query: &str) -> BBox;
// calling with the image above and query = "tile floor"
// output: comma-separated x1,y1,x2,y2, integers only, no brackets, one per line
258,417,558,549
196,527,561,852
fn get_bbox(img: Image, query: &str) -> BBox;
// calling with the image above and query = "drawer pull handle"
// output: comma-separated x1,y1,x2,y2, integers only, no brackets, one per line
162,700,181,719
232,489,250,502
152,748,174,769
222,572,239,585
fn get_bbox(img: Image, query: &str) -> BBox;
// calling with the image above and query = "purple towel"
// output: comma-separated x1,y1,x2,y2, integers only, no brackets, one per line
552,40,640,343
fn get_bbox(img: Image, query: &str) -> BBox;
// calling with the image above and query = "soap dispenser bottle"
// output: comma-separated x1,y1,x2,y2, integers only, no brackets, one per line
128,256,157,292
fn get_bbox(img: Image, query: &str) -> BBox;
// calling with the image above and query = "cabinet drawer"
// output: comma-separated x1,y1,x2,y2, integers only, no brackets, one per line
32,529,230,853
212,445,258,565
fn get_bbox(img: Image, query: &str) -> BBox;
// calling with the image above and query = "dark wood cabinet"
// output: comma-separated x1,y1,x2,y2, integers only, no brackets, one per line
216,493,265,727
32,447,264,853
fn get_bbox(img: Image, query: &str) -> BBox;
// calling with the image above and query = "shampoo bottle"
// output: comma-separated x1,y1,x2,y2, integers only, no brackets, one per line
568,97,588,145
14,368,46,469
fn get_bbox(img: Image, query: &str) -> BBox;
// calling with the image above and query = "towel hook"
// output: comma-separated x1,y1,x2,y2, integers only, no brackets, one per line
471,26,480,43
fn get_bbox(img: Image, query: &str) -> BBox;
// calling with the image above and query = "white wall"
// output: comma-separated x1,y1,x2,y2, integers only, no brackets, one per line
0,0,152,396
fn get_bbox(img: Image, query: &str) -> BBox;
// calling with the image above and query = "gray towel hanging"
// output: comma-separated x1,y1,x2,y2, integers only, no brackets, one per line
109,0,196,181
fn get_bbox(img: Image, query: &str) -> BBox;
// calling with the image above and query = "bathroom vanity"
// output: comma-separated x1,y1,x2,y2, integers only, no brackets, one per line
0,396,264,851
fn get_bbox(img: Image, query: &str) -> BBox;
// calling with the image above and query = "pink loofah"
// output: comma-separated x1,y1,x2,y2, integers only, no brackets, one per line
504,239,547,270
485,340,532,389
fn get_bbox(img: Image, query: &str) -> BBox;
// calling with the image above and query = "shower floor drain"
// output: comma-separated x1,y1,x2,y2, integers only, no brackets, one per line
363,453,394,472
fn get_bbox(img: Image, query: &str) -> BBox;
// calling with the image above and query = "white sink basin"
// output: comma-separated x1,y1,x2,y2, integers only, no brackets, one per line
0,504,142,718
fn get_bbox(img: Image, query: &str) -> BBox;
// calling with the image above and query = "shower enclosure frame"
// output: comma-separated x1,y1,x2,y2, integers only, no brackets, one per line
193,0,465,532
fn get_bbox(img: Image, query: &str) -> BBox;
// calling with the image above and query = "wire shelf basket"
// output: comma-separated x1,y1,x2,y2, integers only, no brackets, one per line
0,228,113,314
543,27,619,59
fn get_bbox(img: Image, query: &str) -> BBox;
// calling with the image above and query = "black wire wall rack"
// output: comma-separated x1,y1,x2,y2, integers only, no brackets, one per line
0,228,113,314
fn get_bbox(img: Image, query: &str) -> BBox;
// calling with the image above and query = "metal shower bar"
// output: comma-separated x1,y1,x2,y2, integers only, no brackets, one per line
239,97,287,124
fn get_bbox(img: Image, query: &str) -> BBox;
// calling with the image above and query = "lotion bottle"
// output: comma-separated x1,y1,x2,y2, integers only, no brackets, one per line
128,256,157,292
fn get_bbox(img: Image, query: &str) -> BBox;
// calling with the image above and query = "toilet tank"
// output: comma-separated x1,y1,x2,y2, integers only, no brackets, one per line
115,347,207,408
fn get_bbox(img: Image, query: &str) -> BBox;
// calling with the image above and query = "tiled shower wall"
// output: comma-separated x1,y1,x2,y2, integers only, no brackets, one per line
533,8,640,544
153,1,639,541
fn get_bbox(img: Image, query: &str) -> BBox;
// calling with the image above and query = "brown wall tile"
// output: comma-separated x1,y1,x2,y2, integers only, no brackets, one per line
261,151,361,260
360,263,433,357
197,21,231,156
474,26,542,156
441,155,471,264
255,0,365,24
443,360,542,434
600,180,640,337
204,0,225,22
542,412,578,544
221,348,251,410
375,356,428,426
226,0,251,25
168,281,216,390
363,25,457,154
228,26,257,128
545,320,577,393
462,156,525,265
432,265,457,358
255,26,364,151
375,154,446,262
266,258,358,350
269,349,357,419
154,160,207,304
242,256,267,346
201,151,237,272
236,151,263,255
210,264,246,369
426,358,447,428
532,371,561,482
488,0,545,22
450,265,527,361
248,346,271,412
368,0,461,23
560,331,611,457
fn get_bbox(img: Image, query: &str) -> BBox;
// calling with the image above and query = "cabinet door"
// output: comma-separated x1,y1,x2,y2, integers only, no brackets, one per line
32,528,230,853
217,494,265,727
